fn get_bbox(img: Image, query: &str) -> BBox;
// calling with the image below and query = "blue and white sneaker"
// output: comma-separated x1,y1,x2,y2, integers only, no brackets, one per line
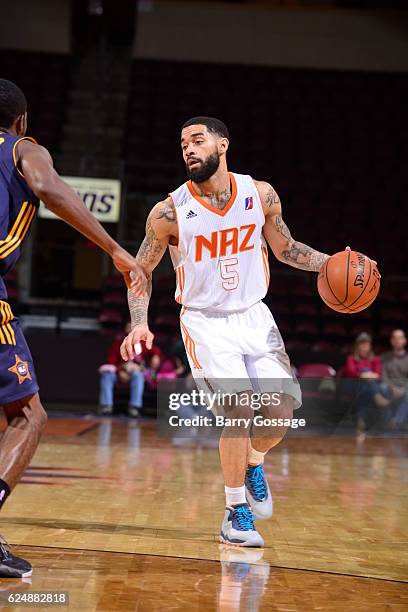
219,503,264,547
245,464,273,520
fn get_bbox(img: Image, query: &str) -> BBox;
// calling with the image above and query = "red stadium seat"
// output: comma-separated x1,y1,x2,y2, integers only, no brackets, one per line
297,363,336,379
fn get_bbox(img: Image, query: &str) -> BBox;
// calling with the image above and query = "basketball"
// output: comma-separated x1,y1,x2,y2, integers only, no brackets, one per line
317,250,381,313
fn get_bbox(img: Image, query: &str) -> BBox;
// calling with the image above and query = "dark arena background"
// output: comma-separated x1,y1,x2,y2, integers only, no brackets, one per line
0,0,407,609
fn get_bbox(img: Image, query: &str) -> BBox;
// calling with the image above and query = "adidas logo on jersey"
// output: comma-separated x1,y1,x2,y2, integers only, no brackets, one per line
186,210,197,219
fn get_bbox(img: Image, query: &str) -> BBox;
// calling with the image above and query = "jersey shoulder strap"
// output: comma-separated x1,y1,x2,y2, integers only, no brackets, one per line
169,183,190,209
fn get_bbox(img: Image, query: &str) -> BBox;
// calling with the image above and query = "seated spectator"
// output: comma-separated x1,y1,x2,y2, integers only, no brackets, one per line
343,332,389,432
98,322,162,417
143,354,178,390
381,329,408,429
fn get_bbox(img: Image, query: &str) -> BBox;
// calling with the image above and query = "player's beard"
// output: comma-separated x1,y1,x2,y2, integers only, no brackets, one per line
186,151,220,183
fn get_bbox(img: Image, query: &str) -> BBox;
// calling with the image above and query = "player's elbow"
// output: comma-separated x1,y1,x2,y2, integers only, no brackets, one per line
29,170,61,205
272,248,287,264
273,239,296,265
32,181,51,202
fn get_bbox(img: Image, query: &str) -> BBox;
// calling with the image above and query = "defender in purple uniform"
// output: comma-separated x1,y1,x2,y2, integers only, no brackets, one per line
0,80,146,577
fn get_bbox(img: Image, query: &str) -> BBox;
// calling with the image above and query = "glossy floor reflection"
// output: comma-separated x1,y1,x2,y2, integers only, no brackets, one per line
0,418,406,610
1,546,407,612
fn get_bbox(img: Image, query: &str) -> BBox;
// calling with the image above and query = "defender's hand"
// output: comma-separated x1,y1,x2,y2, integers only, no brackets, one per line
120,326,154,361
112,247,147,295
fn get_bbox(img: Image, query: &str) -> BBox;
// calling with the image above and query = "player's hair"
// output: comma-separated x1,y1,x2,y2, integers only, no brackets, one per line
182,116,229,139
0,79,27,128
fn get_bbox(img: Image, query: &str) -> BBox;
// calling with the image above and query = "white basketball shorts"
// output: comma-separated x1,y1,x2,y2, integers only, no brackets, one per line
179,300,302,410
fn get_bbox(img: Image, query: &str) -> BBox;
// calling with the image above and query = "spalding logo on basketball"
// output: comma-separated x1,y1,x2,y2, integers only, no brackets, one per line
317,250,380,313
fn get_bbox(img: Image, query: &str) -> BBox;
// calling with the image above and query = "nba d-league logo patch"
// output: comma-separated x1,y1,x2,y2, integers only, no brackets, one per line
245,197,253,210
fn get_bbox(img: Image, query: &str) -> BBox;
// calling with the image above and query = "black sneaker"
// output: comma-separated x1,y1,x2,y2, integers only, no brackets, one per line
98,405,113,416
128,406,140,418
0,538,32,578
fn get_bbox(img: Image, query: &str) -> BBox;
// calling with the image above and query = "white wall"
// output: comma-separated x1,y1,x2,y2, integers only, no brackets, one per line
134,1,408,73
1,0,71,53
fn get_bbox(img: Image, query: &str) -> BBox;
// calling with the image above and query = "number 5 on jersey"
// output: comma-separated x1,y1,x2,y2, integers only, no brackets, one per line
219,258,239,291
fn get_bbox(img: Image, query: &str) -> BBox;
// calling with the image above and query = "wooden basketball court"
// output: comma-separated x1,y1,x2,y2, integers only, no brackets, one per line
0,418,406,610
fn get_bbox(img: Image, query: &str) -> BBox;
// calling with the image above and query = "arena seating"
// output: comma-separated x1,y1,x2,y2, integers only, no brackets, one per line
4,51,404,366
123,58,407,363
108,267,404,367
2,50,72,152
126,59,407,281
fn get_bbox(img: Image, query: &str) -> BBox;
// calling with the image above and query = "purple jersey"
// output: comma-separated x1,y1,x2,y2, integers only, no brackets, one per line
0,132,39,300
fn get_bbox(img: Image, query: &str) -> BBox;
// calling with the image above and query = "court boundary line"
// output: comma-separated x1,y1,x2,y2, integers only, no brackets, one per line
12,543,408,585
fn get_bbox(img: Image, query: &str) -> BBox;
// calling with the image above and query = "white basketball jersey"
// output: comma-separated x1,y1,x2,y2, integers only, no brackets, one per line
169,172,270,313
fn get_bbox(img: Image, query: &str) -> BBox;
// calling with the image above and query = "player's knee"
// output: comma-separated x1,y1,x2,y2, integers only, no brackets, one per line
278,396,294,420
30,402,48,432
225,400,253,421
39,405,48,431
261,393,294,420
251,394,294,439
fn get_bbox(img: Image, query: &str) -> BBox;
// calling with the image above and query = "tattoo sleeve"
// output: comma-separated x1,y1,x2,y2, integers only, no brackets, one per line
265,185,280,209
274,215,329,272
127,203,175,328
128,273,152,327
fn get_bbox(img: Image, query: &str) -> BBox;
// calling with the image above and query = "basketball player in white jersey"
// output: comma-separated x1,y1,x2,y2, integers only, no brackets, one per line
121,117,330,547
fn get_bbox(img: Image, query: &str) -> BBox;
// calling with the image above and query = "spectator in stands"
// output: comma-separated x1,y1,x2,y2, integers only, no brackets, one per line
381,329,408,429
98,322,162,417
143,354,178,391
343,332,390,432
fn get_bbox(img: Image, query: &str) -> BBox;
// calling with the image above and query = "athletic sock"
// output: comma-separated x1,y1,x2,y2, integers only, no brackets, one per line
225,485,246,506
0,479,10,509
248,447,266,466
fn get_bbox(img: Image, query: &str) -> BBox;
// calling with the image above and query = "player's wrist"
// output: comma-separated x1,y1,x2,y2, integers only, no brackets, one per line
319,254,330,270
109,242,126,259
130,322,149,331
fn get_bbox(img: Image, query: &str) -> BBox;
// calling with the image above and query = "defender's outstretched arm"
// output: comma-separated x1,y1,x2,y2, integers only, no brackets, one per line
256,181,329,272
17,139,146,294
121,197,177,361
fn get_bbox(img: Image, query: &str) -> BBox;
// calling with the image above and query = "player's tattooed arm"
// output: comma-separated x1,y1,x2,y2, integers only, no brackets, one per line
128,273,152,327
127,198,176,328
122,198,177,361
255,180,329,272
272,214,329,271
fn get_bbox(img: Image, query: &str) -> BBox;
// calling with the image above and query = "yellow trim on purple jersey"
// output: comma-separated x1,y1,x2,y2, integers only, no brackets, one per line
0,300,15,346
0,202,36,260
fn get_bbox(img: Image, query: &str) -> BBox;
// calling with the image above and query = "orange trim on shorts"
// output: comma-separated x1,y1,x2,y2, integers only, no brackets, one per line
175,264,185,304
175,267,181,303
179,308,201,369
261,246,270,287
187,173,237,217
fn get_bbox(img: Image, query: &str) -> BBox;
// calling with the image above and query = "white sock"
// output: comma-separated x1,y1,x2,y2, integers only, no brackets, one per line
248,447,265,466
225,485,246,506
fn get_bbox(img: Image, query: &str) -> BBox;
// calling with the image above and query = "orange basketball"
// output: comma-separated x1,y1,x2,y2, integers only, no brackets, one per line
317,250,381,313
